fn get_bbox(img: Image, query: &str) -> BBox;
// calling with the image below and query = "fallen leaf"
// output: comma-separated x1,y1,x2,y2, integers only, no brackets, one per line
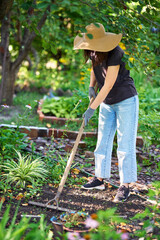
15,193,23,200
0,197,5,203
107,183,113,188
71,168,80,174
154,149,159,152
22,203,28,206
49,183,54,187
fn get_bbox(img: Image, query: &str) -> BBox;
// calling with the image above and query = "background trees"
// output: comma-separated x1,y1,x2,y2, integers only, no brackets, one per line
0,0,159,105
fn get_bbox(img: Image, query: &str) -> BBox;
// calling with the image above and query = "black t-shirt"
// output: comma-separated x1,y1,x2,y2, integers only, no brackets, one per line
93,46,138,105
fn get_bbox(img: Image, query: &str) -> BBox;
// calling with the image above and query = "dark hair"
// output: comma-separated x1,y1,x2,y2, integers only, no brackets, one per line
84,50,108,66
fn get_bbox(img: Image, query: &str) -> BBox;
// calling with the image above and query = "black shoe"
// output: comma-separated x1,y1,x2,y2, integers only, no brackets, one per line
81,177,105,190
113,185,130,203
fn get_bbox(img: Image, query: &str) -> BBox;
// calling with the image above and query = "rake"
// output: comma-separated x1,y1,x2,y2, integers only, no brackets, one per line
29,84,98,212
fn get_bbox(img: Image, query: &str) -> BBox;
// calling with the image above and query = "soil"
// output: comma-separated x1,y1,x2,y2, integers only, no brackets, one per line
0,137,160,239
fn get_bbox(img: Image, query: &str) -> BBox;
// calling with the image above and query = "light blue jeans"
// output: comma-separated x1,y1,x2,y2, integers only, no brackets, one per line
94,95,139,184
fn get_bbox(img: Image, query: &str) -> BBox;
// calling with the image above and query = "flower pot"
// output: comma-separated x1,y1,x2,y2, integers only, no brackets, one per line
51,221,63,240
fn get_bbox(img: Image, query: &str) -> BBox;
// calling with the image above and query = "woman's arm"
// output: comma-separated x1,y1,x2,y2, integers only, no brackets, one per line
89,68,97,87
90,65,120,109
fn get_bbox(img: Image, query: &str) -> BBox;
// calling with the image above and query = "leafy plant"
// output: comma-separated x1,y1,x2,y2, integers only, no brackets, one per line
41,96,86,119
63,212,88,229
0,203,53,240
131,181,160,239
131,68,160,146
50,155,68,184
1,151,48,188
0,128,28,162
84,137,97,151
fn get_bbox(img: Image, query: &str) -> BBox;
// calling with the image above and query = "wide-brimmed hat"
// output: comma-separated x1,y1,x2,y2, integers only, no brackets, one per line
74,23,122,52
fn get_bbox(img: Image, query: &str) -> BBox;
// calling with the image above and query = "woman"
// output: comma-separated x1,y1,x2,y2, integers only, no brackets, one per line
74,23,139,202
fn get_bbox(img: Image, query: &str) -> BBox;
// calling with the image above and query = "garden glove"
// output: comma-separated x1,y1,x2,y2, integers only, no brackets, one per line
83,107,95,126
89,87,96,100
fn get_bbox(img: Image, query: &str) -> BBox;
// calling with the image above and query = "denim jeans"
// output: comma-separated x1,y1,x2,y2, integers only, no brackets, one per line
94,95,139,184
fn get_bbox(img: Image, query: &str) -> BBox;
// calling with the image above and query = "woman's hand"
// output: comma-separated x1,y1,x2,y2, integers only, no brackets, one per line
83,107,95,126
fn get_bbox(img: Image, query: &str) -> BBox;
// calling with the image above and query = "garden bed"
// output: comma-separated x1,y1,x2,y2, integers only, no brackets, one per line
37,100,82,126
0,135,160,239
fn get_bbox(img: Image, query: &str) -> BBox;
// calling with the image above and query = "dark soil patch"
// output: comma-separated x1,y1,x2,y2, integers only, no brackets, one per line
0,137,160,239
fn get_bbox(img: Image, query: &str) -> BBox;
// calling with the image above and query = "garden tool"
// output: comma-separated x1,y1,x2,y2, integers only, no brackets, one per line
45,83,98,209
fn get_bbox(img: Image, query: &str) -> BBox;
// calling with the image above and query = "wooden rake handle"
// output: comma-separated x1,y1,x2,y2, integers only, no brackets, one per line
46,84,98,207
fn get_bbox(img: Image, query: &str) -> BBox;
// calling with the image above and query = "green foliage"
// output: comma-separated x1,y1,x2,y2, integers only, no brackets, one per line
89,208,126,240
41,96,83,119
1,151,48,188
50,155,67,184
0,204,53,240
131,181,160,239
0,128,28,162
84,137,97,151
131,68,160,146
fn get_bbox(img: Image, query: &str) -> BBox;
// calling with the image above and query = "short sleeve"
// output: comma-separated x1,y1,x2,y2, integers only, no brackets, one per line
107,46,124,66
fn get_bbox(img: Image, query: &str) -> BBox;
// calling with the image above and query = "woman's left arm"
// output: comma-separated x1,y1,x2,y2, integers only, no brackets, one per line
90,65,120,109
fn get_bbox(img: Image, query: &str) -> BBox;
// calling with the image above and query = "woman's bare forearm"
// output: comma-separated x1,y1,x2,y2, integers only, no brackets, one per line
90,65,120,109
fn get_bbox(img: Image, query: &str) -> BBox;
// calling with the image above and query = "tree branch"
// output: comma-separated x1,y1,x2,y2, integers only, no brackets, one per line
12,5,50,71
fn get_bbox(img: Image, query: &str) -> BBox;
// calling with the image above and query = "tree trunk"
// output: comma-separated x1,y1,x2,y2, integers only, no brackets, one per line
0,68,18,105
0,12,13,105
0,5,50,105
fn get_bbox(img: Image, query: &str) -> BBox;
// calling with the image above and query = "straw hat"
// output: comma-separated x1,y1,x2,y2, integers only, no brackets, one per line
74,23,122,52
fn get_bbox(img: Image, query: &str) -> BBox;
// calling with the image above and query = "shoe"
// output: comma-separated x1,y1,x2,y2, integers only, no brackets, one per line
113,185,130,203
81,177,105,190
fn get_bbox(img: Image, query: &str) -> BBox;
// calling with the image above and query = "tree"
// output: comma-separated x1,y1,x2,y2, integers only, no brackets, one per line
0,1,51,105
0,0,159,105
